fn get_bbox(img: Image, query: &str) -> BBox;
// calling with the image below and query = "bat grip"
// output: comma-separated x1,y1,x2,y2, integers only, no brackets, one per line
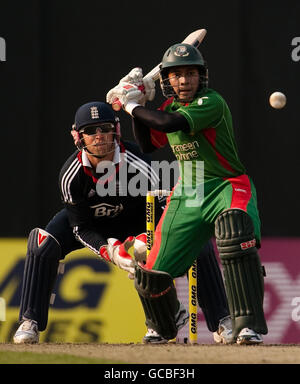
111,84,145,112
112,99,122,111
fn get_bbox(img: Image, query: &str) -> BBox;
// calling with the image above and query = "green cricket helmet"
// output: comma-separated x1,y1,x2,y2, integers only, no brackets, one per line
159,43,208,99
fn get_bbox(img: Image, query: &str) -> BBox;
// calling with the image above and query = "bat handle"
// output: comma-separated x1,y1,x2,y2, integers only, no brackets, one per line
112,99,122,111
111,84,145,112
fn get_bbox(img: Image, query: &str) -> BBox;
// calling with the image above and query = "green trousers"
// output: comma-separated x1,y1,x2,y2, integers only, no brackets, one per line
145,174,261,278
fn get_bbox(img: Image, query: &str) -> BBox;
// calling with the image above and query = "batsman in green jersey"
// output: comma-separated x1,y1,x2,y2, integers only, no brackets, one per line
106,43,268,344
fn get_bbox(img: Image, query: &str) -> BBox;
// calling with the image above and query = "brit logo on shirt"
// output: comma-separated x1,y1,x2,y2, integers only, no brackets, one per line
90,106,99,119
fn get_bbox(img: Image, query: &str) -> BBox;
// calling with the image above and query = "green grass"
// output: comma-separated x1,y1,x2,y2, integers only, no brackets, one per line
0,351,125,364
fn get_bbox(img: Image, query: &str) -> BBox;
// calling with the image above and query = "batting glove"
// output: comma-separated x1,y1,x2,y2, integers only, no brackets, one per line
120,68,155,103
106,83,144,115
120,67,144,87
119,67,147,106
127,233,147,280
100,237,135,274
143,76,156,101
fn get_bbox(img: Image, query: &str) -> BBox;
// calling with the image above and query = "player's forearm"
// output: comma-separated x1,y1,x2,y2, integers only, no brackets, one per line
132,106,190,133
65,203,107,256
132,118,156,153
73,226,106,256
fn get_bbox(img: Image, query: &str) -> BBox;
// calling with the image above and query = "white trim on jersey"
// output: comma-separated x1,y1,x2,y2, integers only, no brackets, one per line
73,226,101,255
125,150,160,187
82,150,92,167
61,158,81,204
112,140,120,163
61,146,160,204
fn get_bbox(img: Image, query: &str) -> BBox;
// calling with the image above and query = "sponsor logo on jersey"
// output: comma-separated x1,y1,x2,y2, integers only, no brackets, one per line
197,97,208,106
234,188,247,193
90,203,124,218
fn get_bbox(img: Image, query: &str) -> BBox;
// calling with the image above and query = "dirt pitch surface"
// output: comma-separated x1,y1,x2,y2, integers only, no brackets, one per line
1,343,300,364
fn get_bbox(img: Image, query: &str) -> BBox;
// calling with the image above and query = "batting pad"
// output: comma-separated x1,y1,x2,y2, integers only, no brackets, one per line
215,209,268,339
135,264,179,340
19,228,61,331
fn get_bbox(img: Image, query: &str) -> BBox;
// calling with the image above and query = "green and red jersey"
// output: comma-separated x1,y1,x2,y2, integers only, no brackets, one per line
150,88,245,182
145,88,261,276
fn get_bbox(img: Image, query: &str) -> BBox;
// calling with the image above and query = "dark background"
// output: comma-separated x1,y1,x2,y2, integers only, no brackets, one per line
0,0,299,237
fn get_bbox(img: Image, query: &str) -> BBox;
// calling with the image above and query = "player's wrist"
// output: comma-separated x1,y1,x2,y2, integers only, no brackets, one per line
125,101,142,116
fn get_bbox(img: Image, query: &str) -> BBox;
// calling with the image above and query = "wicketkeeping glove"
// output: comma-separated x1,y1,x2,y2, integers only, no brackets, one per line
132,233,147,262
127,233,147,280
100,237,135,274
